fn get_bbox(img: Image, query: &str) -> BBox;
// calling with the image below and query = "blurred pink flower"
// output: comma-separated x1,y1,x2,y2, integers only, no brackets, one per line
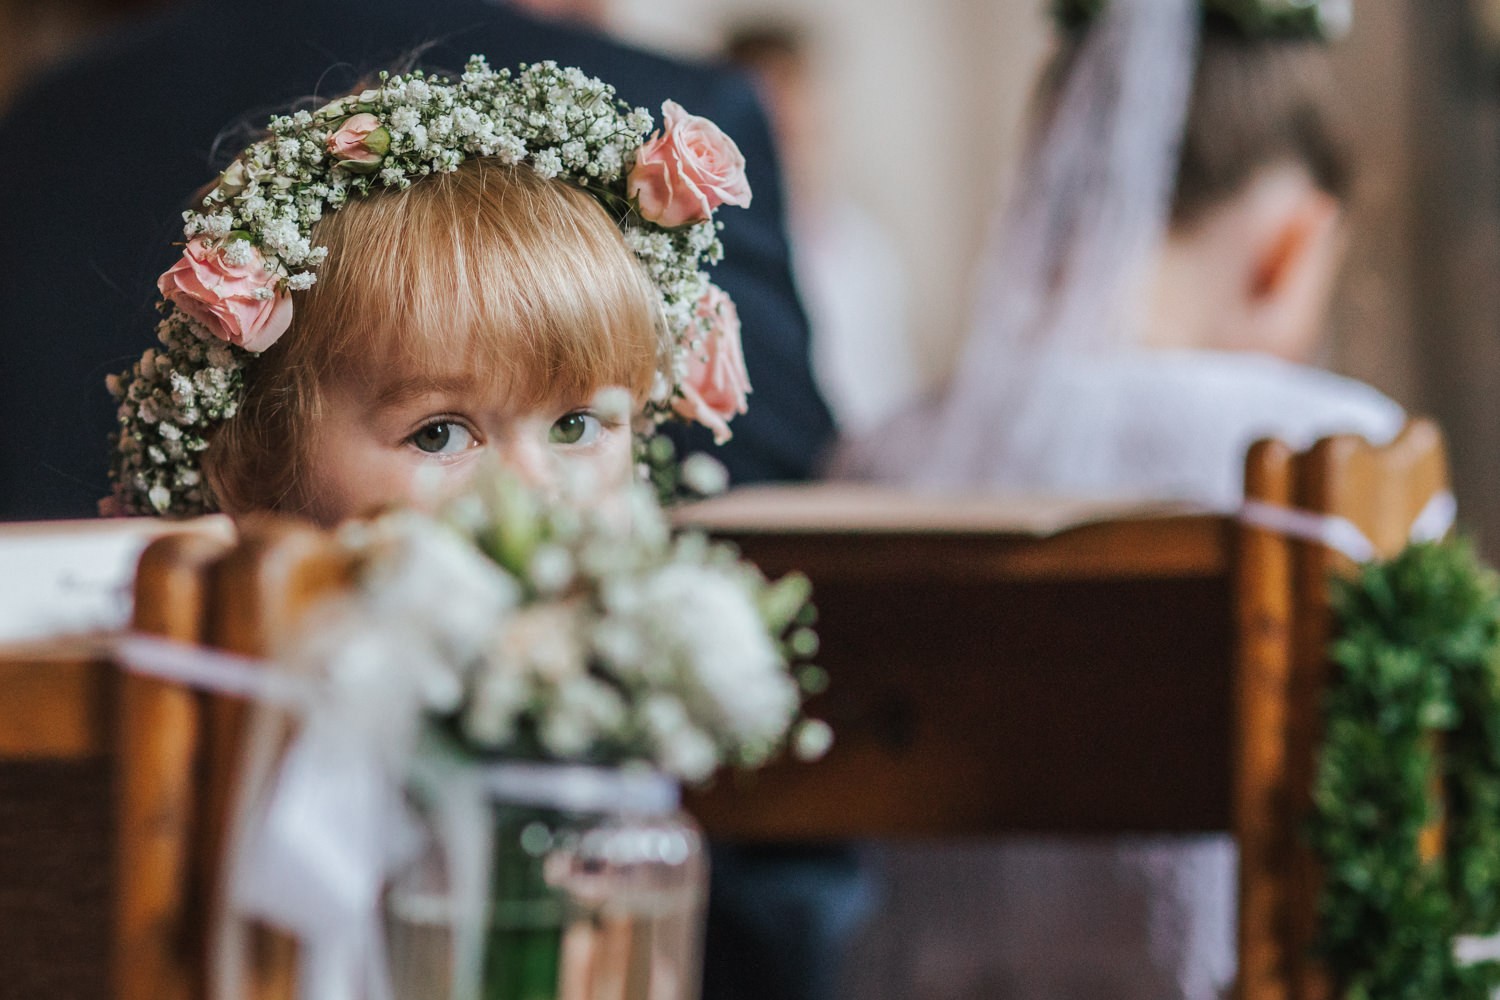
673,284,750,443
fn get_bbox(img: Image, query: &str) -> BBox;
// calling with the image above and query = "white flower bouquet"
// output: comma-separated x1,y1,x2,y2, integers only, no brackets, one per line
189,472,828,1000
318,471,829,784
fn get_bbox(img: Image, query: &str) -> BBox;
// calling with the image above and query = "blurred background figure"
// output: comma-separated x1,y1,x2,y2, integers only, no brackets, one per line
576,0,1500,566
835,0,1388,997
0,0,165,115
839,0,1401,509
725,21,919,436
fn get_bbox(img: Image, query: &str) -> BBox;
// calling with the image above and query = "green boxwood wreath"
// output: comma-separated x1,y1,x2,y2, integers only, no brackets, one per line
1311,538,1500,998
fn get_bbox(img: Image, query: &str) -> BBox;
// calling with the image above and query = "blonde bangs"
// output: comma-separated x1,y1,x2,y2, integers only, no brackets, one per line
291,159,663,406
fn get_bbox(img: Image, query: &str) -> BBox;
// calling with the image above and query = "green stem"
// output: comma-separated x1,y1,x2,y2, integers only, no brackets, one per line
484,806,565,1000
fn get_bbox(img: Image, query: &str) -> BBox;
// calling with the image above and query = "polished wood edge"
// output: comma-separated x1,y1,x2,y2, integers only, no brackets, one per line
119,528,233,1000
1234,438,1296,1000
722,514,1235,583
0,656,112,759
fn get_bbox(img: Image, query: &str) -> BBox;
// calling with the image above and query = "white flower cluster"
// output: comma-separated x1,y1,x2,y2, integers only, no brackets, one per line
106,311,245,515
622,221,723,403
186,59,647,275
286,473,829,784
596,561,799,780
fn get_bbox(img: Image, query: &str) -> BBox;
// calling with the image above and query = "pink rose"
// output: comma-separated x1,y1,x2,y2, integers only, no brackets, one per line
627,101,752,228
673,284,751,444
326,113,390,172
157,237,293,353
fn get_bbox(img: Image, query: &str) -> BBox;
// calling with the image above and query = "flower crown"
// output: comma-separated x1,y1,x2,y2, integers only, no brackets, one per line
108,57,753,517
1052,0,1352,41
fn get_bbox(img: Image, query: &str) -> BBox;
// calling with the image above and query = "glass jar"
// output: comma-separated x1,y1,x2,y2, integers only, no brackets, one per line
388,762,707,1000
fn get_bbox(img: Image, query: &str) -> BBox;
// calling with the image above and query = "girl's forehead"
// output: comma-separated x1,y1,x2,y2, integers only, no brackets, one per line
334,351,620,415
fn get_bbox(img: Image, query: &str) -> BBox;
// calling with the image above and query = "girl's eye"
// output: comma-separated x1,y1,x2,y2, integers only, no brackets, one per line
408,421,476,456
549,411,603,447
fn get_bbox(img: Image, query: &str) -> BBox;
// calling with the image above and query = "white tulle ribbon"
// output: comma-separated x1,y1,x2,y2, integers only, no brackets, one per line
114,633,313,708
1238,489,1457,564
1454,932,1500,967
112,633,492,1000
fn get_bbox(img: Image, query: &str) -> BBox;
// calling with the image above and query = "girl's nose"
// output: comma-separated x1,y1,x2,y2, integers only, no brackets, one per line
493,428,553,492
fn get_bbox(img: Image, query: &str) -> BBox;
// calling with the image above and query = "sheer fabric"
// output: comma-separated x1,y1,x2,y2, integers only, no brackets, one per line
840,0,1200,486
935,350,1404,511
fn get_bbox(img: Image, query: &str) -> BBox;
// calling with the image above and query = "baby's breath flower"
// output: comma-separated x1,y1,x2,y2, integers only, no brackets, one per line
793,719,834,761
681,453,730,496
202,212,234,238
221,239,255,267
532,148,562,179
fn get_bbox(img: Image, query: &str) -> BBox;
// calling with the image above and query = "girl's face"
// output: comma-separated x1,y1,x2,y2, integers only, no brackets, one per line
299,367,635,525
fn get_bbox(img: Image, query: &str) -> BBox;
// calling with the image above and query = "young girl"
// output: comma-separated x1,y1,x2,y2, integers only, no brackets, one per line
107,58,754,524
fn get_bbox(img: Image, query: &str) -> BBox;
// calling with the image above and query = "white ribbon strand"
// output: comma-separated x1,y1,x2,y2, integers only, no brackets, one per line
1455,933,1500,968
1238,489,1457,565
114,633,314,709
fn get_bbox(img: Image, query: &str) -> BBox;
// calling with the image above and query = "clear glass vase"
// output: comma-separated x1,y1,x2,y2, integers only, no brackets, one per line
387,762,707,1000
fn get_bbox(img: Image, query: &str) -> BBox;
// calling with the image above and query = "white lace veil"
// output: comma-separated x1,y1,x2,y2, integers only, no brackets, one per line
838,0,1200,488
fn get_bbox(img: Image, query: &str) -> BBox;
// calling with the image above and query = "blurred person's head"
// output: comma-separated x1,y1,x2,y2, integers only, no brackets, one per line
724,22,819,197
504,0,608,29
1043,13,1353,363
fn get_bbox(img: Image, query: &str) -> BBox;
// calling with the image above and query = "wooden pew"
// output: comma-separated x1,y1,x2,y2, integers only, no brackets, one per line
0,516,231,1000
680,495,1237,837
0,421,1450,1000
679,420,1448,1000
119,518,349,1000
1234,420,1449,1000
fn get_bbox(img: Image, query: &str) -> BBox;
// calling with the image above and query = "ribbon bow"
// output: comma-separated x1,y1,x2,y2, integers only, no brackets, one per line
114,633,492,1000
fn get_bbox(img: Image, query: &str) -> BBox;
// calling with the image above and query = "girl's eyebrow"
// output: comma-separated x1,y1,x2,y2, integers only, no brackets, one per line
370,372,486,407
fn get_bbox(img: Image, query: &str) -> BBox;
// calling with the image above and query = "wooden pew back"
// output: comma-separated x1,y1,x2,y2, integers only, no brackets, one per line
119,518,350,1000
1235,418,1450,1000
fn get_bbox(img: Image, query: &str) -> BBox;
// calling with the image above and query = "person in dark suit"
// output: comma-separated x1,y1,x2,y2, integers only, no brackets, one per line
0,4,865,1000
0,0,834,520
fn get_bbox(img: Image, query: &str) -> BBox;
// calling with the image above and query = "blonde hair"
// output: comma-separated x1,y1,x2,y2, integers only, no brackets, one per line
203,158,664,513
